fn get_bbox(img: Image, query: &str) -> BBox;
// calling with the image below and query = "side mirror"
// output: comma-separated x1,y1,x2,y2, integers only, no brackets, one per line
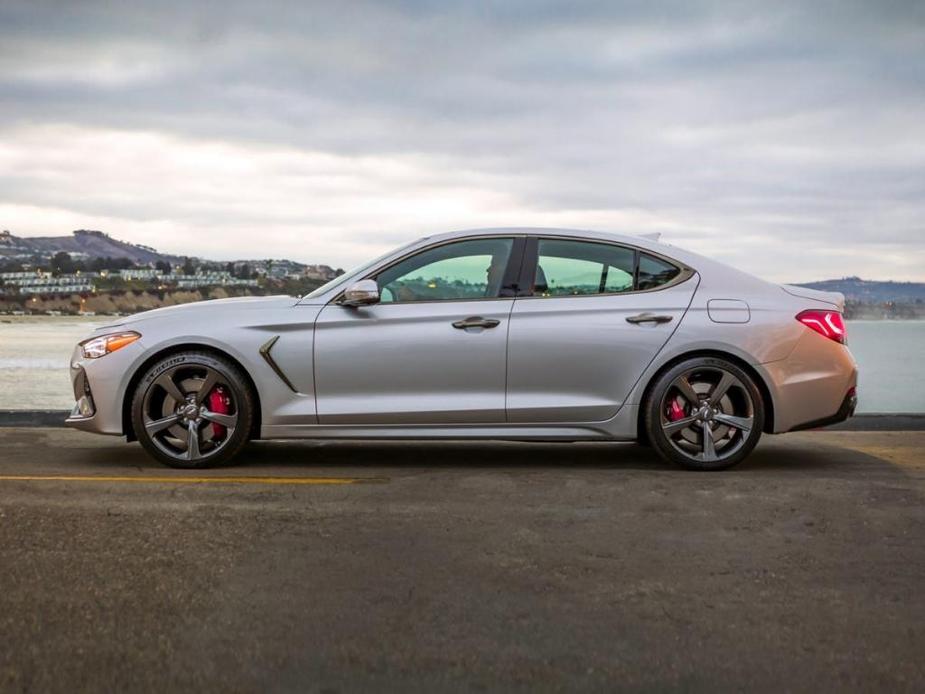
341,279,380,307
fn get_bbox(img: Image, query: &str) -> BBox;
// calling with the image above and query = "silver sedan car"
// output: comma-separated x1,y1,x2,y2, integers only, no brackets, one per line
66,228,858,471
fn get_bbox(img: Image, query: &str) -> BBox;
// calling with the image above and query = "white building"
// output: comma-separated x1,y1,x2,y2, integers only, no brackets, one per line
0,271,40,282
19,283,94,295
172,272,258,289
4,274,95,295
118,268,163,281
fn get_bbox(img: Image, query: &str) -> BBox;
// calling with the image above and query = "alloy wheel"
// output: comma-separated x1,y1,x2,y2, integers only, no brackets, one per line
659,366,755,463
141,364,239,463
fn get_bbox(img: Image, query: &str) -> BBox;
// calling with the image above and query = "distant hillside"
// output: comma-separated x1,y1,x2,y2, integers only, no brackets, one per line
795,277,925,303
3,230,923,305
0,229,185,265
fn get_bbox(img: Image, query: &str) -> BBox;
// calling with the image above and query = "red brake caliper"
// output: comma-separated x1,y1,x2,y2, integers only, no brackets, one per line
667,397,686,422
208,386,232,439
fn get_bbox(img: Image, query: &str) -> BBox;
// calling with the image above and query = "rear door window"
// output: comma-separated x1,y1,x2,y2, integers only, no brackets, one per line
534,239,635,296
529,239,684,296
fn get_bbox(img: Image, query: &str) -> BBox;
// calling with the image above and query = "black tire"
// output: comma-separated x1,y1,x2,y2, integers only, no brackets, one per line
131,351,254,469
643,357,764,471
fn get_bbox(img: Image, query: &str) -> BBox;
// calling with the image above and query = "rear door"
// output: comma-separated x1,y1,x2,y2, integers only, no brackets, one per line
506,237,698,423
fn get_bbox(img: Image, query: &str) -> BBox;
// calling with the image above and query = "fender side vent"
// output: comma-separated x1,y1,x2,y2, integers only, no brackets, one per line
259,336,298,392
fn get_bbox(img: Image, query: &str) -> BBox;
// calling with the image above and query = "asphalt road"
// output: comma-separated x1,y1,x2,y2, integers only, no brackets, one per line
0,428,923,693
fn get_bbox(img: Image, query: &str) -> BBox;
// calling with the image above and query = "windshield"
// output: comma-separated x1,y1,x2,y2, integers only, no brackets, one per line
302,238,423,300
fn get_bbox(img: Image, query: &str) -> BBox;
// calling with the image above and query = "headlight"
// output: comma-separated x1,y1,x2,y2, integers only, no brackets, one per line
80,331,141,359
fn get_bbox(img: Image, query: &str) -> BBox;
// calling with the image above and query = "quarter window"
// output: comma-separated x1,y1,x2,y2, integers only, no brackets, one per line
376,238,514,303
534,239,635,296
638,252,681,290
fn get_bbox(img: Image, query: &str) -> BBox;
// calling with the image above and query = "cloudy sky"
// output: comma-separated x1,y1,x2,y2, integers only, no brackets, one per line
0,0,923,281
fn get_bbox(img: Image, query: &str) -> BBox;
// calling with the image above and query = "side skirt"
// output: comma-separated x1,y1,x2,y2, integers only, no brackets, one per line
259,423,633,441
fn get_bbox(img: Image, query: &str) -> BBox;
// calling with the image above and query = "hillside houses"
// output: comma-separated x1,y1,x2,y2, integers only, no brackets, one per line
0,268,258,297
0,230,341,316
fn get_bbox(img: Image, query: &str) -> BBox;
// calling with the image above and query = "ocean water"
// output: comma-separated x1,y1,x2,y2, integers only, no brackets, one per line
0,318,104,410
846,321,925,413
0,317,922,413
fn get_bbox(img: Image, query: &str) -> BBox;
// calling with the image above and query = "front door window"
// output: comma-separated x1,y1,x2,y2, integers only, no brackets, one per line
376,238,515,303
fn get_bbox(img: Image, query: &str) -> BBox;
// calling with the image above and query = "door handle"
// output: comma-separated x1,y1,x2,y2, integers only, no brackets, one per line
626,313,673,325
452,316,501,330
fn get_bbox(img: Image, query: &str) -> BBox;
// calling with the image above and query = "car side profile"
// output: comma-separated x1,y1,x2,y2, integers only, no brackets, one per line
66,228,858,471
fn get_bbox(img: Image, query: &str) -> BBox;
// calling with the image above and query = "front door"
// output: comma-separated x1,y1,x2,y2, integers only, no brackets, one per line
314,236,523,424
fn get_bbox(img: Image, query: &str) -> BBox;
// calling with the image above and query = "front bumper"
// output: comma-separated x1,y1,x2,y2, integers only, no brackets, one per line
64,339,145,436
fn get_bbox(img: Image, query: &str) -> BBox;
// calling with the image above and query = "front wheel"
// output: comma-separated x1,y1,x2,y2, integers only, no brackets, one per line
643,357,764,471
131,351,254,469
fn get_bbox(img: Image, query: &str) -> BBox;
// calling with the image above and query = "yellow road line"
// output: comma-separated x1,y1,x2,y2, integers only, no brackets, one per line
0,474,385,486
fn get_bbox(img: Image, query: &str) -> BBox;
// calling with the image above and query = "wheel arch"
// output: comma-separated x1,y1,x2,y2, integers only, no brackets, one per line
122,343,262,442
635,348,776,443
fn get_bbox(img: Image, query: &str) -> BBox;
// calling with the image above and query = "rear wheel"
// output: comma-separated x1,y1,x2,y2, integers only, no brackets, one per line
644,357,764,471
131,351,254,469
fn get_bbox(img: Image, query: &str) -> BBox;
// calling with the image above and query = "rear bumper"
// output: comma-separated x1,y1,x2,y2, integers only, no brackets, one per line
787,387,857,432
761,332,858,433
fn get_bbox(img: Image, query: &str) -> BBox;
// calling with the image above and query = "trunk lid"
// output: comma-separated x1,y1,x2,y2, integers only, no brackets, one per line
780,284,845,311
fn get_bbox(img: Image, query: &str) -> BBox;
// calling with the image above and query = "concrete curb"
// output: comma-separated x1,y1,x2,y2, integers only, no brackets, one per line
827,414,925,431
0,410,70,427
0,410,923,431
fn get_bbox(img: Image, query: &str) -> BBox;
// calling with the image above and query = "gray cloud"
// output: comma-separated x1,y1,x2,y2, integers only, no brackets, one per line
0,0,923,279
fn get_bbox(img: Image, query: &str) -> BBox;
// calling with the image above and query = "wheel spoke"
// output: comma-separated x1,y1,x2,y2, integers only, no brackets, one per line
708,372,737,406
701,422,717,461
144,413,179,435
200,409,237,429
713,413,753,433
673,376,701,406
662,415,699,435
155,372,186,403
194,370,220,406
186,420,201,460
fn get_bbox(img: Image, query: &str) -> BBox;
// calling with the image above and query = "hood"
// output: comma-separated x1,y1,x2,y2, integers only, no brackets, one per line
94,295,299,331
780,285,845,311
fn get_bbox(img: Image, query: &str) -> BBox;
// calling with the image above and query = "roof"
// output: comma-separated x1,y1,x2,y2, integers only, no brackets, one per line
421,227,669,252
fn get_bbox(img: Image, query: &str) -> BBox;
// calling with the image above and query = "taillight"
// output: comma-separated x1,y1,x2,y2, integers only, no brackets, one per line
796,309,847,344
